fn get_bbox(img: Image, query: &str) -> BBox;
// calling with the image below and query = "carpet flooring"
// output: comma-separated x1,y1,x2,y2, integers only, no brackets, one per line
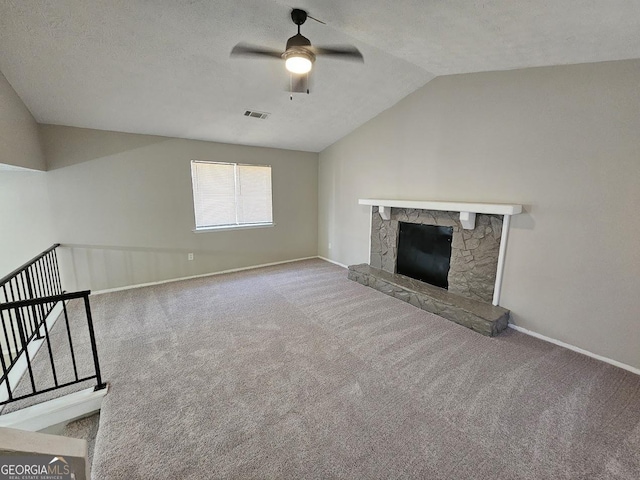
63,413,100,465
4,259,640,478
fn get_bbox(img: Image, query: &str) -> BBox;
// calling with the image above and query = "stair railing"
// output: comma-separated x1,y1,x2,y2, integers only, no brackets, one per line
0,245,105,406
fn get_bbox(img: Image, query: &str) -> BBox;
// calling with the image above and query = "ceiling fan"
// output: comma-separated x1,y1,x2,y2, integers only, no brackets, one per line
230,8,364,95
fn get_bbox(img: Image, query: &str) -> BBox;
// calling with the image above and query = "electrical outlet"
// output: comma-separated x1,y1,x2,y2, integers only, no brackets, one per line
328,242,332,249
188,253,194,261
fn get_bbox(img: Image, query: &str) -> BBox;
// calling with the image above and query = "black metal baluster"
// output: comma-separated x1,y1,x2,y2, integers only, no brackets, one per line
8,278,27,344
40,305,59,388
0,336,11,401
7,278,16,303
17,279,33,343
84,295,105,390
45,254,57,311
25,267,43,340
28,265,40,314
62,300,79,382
44,260,54,314
1,288,21,358
10,277,20,302
41,255,55,316
52,249,63,295
0,310,15,367
28,266,44,338
19,272,36,338
35,264,48,329
1,311,17,366
45,253,58,298
17,275,29,339
15,308,37,394
37,259,51,315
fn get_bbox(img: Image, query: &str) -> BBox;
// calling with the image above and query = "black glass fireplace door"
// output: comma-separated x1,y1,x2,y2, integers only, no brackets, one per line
396,222,453,289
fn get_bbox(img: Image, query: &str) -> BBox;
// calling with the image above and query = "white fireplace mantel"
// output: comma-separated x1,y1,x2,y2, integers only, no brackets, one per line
358,198,524,306
358,199,522,229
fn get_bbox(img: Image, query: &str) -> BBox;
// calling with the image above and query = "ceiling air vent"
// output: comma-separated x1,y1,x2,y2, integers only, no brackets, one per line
244,110,270,120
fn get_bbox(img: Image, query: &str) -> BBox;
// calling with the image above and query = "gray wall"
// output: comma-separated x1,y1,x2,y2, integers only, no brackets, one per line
0,71,54,276
318,59,640,370
41,125,318,291
0,169,56,276
0,71,45,171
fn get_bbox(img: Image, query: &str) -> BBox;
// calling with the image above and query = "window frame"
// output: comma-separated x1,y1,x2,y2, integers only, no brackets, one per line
190,160,274,233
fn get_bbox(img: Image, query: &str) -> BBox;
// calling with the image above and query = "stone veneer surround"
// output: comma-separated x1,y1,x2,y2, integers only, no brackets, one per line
370,207,503,303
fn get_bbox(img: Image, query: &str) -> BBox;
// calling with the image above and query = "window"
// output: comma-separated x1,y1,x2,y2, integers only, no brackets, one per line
191,161,273,230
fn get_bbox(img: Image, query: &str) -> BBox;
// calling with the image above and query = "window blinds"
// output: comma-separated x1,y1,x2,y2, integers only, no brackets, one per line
191,161,273,229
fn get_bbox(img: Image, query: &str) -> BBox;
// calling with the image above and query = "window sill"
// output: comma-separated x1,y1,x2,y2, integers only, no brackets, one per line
192,223,275,233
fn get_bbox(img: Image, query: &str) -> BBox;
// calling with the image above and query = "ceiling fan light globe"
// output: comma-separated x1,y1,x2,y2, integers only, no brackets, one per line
285,56,312,74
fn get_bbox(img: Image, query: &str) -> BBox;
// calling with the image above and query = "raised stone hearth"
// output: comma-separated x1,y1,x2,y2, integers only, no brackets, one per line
348,264,509,336
348,200,523,336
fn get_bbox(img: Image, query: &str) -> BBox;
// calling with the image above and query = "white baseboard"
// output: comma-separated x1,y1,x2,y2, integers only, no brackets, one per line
318,256,348,269
93,256,319,295
0,386,108,432
508,324,640,376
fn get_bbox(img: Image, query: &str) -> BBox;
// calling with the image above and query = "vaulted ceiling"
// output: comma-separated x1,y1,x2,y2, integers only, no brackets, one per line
1,1,639,152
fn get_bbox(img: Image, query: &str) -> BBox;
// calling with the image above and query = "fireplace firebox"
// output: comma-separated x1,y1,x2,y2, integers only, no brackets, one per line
396,222,453,289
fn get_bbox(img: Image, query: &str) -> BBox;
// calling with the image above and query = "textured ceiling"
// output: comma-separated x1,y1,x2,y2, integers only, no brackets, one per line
1,1,639,153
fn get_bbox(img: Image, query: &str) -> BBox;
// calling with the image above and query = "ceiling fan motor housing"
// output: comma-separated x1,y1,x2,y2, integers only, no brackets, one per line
286,33,312,50
283,34,316,65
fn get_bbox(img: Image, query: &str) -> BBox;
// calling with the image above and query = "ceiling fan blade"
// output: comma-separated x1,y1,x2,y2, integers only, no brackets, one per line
310,45,364,61
230,43,283,59
307,14,326,25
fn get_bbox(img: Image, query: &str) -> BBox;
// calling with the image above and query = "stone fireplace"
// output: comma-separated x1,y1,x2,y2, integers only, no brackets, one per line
371,207,502,303
348,199,522,336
